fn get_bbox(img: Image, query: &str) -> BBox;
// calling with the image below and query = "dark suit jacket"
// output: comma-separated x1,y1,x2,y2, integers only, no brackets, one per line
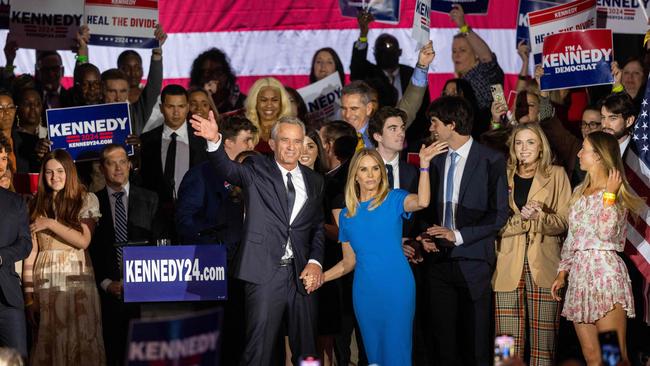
139,123,208,203
208,143,325,294
350,44,431,145
0,189,32,308
398,160,418,193
11,129,40,173
176,161,245,260
89,185,159,284
420,140,509,265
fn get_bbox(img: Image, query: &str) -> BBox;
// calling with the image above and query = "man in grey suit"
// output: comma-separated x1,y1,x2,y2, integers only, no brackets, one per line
0,134,31,357
190,113,325,365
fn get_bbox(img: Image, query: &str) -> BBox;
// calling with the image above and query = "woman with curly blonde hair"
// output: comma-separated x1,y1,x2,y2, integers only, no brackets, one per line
244,77,293,152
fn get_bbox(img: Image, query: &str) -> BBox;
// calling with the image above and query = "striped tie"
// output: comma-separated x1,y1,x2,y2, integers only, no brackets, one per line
113,191,128,274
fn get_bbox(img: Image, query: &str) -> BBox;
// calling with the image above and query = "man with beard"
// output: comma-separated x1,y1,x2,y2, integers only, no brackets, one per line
350,10,432,147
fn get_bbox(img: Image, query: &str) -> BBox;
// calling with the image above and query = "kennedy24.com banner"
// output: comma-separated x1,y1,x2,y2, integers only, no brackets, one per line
46,102,133,161
540,28,613,91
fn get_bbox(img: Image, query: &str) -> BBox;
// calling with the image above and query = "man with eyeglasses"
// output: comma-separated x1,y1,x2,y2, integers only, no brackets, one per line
34,51,69,110
540,105,603,187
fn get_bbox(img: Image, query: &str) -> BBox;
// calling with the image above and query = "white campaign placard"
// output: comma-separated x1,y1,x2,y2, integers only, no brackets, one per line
85,0,159,48
528,0,597,64
9,0,84,50
596,2,650,35
412,0,432,46
298,72,343,127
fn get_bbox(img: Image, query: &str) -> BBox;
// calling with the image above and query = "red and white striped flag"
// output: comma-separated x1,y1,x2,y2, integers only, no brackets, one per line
5,0,522,97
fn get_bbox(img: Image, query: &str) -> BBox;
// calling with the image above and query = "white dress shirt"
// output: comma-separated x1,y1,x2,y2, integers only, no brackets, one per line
619,135,631,157
442,137,474,245
161,122,190,195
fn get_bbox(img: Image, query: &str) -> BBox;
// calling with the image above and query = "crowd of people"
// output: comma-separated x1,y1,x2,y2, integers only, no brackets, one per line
0,4,649,366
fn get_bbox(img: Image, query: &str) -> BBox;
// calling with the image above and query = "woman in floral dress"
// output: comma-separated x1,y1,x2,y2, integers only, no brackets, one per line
23,149,106,365
551,132,642,365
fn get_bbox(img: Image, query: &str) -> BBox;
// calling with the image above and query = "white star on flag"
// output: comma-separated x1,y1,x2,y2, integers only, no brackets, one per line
643,99,648,107
642,110,648,119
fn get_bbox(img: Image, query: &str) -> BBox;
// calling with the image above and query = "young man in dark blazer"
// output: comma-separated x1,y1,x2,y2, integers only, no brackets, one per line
139,84,207,240
418,96,509,366
191,113,325,366
0,135,31,358
89,144,160,366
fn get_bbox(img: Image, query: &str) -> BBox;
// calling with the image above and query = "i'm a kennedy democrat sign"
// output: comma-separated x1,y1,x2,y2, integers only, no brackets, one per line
47,102,133,161
540,29,613,91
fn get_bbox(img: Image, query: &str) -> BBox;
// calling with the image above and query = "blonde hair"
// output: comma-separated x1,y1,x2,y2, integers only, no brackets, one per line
507,123,553,177
344,149,389,217
570,131,644,213
244,77,293,137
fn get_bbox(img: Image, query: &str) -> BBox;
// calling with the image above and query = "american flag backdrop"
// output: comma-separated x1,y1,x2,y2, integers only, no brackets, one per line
3,0,523,97
627,84,650,322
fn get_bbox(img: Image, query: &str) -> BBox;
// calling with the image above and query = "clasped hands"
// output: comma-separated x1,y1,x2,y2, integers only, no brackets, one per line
520,200,542,220
300,263,323,294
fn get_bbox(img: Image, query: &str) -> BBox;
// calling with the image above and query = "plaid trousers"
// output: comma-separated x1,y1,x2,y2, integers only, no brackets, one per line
494,252,561,366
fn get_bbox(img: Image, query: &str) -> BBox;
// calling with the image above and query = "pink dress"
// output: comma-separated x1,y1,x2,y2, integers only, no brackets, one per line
558,190,635,323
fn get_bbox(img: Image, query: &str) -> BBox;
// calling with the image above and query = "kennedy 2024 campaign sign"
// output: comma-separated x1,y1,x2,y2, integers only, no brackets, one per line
123,245,227,303
46,102,133,161
127,308,222,366
85,0,160,48
540,29,613,91
10,0,84,50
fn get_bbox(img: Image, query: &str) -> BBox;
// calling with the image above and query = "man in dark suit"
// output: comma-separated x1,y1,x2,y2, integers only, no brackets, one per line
351,10,432,146
418,96,509,366
89,144,160,366
140,84,207,240
190,113,325,366
0,134,31,357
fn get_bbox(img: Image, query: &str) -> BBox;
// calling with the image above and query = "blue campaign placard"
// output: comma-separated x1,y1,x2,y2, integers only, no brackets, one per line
430,0,489,14
339,0,401,24
123,245,228,303
516,0,568,46
46,102,133,161
540,29,614,91
127,308,223,366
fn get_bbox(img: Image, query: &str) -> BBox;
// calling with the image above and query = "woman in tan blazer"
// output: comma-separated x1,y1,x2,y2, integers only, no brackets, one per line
493,123,571,366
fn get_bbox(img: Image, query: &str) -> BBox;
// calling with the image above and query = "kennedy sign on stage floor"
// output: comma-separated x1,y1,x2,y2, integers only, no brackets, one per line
127,309,222,366
528,0,597,64
46,103,133,161
123,245,228,303
9,0,83,50
85,0,159,48
540,29,613,91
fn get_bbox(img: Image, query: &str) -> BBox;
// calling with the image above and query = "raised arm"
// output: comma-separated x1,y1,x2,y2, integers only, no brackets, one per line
404,141,448,212
450,4,493,63
399,41,434,129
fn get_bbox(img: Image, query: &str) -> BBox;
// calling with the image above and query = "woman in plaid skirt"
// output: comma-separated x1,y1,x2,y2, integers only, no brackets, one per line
493,123,571,365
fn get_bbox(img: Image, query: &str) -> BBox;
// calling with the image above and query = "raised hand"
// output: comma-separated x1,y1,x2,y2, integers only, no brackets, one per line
418,41,435,68
516,40,530,64
4,32,17,67
491,100,507,123
605,169,623,194
357,9,374,37
418,141,448,166
190,110,220,143
611,61,622,87
449,4,466,28
154,24,168,48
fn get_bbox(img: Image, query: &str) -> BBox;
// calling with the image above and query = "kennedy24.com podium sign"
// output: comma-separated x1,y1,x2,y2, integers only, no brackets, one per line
540,29,613,91
46,102,133,161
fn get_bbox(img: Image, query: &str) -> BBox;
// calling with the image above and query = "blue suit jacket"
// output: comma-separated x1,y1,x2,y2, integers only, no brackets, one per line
0,189,32,308
208,144,325,293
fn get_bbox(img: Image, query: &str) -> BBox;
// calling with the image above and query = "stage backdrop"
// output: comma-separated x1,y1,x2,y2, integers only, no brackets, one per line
2,0,521,98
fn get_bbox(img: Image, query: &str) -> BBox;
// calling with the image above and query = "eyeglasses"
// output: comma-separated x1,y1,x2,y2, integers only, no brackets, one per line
581,121,601,129
0,105,17,115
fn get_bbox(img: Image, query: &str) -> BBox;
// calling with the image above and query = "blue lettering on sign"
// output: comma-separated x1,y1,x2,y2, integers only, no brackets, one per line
307,87,342,112
417,0,430,15
597,0,650,8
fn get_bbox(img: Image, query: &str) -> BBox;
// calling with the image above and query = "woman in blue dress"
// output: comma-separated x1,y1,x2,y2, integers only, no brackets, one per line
318,145,447,366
